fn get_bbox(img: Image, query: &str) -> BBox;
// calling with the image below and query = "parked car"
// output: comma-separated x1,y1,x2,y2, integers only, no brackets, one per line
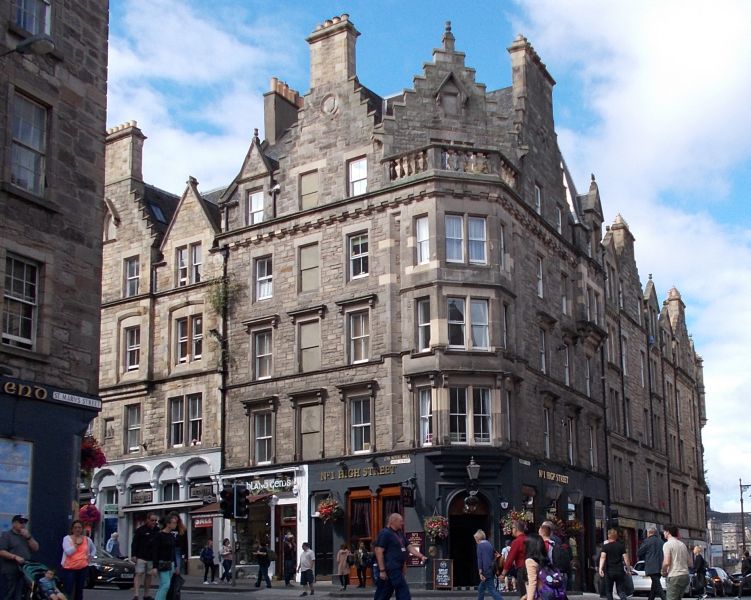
86,548,135,589
729,572,751,596
630,562,699,597
707,567,735,597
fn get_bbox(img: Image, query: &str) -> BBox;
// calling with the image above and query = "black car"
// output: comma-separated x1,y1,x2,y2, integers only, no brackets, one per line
707,567,735,597
729,573,751,597
86,548,136,589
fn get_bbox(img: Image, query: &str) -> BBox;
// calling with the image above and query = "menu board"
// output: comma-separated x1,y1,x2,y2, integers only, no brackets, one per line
406,531,425,567
433,558,453,589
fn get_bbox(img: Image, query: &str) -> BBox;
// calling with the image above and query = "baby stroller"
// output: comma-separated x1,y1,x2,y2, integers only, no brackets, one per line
20,562,61,600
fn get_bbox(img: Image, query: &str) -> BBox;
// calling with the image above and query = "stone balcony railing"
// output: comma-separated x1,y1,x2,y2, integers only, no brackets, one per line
385,144,518,189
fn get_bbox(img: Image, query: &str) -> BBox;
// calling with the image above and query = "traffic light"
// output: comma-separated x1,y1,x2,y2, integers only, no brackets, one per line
220,484,234,519
235,484,250,519
608,508,619,529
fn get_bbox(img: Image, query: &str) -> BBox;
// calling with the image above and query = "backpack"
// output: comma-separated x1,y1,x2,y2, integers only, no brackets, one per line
535,564,567,600
267,549,277,561
551,542,571,574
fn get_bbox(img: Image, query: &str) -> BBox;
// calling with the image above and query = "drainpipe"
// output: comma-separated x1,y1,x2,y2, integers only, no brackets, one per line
219,244,230,473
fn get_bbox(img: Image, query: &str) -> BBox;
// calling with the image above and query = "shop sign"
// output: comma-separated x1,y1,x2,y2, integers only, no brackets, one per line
130,489,153,505
406,532,424,567
103,504,119,515
193,516,213,528
537,468,569,485
433,558,453,589
320,464,398,481
189,483,214,500
1,377,102,410
248,475,294,493
401,485,415,508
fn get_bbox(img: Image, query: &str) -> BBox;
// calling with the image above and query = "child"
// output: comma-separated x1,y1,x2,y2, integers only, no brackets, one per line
38,569,67,600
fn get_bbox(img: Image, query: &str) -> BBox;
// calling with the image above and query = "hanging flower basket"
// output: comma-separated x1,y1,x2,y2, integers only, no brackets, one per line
317,498,343,523
424,515,449,540
501,508,533,535
79,504,101,524
566,518,583,536
80,435,107,472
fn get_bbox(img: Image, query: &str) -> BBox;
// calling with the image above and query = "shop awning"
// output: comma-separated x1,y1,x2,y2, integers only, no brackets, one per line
191,502,220,515
248,492,273,504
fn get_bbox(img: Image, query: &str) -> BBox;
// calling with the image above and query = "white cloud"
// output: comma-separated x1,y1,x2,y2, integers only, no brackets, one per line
107,0,302,191
516,0,751,511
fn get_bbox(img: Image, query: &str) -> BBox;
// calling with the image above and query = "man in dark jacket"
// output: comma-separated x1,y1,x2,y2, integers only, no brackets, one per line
637,526,666,600
131,513,159,600
692,546,707,599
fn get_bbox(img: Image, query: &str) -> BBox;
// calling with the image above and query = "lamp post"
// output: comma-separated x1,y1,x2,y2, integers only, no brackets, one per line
0,33,56,59
464,456,481,513
740,479,751,555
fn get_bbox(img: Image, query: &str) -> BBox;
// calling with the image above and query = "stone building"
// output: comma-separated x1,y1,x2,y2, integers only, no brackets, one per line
92,14,706,588
0,0,107,567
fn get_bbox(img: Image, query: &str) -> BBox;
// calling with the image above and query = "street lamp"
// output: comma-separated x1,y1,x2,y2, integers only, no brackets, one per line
740,479,751,554
464,457,481,513
466,456,481,483
0,33,56,59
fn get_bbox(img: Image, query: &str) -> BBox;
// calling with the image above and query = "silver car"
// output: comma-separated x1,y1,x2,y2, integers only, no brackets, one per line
630,561,668,596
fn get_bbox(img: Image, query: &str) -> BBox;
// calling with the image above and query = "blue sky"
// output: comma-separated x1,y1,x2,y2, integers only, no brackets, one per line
108,0,751,513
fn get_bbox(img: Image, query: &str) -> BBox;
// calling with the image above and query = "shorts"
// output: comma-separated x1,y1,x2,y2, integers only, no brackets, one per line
300,569,315,585
135,558,153,574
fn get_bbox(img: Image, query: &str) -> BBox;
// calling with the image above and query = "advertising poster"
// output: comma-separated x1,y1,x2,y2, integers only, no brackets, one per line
0,438,33,532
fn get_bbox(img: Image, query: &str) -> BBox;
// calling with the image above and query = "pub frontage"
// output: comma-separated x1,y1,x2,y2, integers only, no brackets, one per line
305,448,608,590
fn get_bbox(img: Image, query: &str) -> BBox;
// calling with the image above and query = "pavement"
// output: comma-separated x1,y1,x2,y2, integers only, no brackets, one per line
174,574,596,597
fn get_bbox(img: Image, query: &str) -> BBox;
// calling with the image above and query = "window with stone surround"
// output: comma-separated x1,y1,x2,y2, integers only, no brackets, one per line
348,310,369,364
543,406,551,458
348,157,367,196
538,328,547,374
2,253,39,350
299,243,319,292
124,326,140,371
468,217,487,264
168,393,202,447
246,190,264,225
445,215,463,262
12,0,50,34
499,223,507,270
300,170,319,209
589,425,597,469
298,319,320,372
124,256,139,297
416,298,430,352
565,415,575,465
536,255,544,298
176,242,201,287
350,395,371,453
162,481,179,502
253,329,272,379
125,404,141,453
447,297,489,350
348,233,369,279
11,92,47,196
449,386,492,445
418,387,432,447
176,314,202,364
534,183,542,214
255,256,273,300
254,411,273,464
415,216,429,264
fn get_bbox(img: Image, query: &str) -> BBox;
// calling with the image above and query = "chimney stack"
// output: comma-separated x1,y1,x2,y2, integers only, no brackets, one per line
105,120,146,184
264,77,303,145
306,14,359,88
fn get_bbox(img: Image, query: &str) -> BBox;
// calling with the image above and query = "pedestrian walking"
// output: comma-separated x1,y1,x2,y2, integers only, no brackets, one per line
336,544,352,591
106,532,123,559
297,542,316,597
0,514,40,600
130,512,159,600
475,529,504,600
199,540,217,584
171,517,187,576
599,529,630,600
254,539,272,588
501,540,513,592
60,520,95,600
637,526,666,600
692,546,706,599
283,533,296,587
661,525,690,600
150,514,178,600
501,521,528,598
373,513,426,600
524,533,557,600
219,538,233,583
355,541,370,588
